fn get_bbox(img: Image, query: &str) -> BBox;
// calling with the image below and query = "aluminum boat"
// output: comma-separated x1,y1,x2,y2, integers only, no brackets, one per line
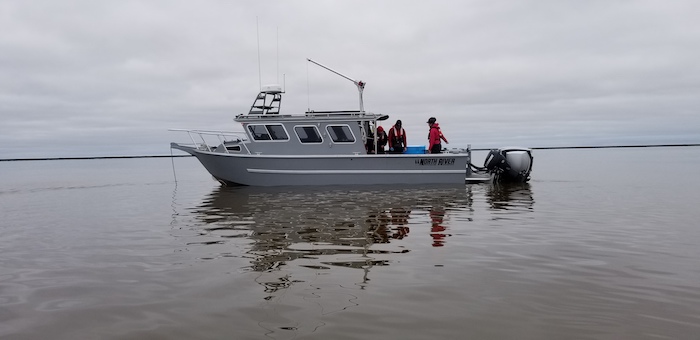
170,60,532,186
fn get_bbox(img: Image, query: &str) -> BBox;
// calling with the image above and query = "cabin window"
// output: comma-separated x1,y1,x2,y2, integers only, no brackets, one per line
267,125,289,140
248,125,270,140
326,125,355,143
295,126,323,143
247,124,288,141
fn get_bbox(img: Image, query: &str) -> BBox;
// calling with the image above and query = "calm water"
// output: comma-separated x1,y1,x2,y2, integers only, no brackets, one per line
1,147,700,339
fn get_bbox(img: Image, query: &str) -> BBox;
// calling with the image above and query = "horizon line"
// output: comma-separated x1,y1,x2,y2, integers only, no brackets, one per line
1,143,699,162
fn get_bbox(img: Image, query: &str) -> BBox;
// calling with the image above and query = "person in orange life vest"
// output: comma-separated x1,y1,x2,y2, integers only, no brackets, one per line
388,120,407,153
376,126,388,154
427,117,448,154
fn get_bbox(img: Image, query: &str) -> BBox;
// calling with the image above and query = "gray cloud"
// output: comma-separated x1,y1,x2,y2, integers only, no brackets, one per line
1,0,699,158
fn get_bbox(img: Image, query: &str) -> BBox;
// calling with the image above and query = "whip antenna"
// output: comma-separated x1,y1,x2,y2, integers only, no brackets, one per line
256,17,262,90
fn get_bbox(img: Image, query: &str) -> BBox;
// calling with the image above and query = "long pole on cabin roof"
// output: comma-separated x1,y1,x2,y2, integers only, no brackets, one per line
307,58,365,112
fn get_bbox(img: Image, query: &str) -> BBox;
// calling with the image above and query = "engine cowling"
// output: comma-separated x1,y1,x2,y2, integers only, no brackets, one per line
484,147,533,182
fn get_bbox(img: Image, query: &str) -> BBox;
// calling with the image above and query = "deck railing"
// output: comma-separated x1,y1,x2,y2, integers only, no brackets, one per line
169,129,251,154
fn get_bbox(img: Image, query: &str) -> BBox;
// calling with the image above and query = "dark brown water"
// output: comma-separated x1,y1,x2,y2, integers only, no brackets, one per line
1,147,699,339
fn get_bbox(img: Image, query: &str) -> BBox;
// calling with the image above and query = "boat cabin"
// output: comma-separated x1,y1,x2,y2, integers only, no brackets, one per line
227,86,387,156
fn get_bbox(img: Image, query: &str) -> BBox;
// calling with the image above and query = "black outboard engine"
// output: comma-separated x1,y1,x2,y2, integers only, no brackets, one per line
483,147,533,182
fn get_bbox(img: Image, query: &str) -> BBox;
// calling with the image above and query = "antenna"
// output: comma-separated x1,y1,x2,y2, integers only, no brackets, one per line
256,17,262,90
307,58,365,112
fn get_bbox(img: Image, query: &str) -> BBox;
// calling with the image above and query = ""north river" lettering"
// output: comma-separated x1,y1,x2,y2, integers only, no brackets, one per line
414,158,456,166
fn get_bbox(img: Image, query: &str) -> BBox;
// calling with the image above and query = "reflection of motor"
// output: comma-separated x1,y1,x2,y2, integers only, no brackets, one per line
482,147,533,183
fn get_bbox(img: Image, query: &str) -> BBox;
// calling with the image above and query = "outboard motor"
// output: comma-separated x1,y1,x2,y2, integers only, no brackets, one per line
483,147,533,182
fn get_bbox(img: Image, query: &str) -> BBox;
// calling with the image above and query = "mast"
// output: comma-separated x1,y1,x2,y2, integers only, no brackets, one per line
307,58,365,112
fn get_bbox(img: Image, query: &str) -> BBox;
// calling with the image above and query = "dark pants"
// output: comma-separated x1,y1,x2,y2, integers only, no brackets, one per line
391,145,404,153
430,144,442,154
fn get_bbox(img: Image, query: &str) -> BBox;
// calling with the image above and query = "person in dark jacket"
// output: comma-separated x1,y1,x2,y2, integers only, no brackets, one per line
427,117,448,154
376,126,388,154
388,120,407,153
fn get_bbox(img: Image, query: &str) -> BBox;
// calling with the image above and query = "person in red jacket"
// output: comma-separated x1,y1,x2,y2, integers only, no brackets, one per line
388,120,407,153
427,117,448,154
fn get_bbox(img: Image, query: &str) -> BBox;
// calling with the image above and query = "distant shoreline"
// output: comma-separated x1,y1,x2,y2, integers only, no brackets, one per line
527,143,700,150
2,144,699,162
0,155,194,162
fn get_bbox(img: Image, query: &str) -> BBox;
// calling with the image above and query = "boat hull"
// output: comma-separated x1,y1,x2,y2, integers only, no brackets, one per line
172,143,471,186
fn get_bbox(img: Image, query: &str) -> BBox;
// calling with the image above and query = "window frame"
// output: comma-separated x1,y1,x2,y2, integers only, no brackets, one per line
326,124,356,144
247,124,289,142
294,125,324,144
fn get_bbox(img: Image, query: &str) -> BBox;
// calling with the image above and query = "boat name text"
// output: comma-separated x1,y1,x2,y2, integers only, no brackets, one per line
415,158,455,166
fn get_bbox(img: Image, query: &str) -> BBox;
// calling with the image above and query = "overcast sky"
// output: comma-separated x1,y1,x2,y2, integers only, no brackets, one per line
1,0,699,158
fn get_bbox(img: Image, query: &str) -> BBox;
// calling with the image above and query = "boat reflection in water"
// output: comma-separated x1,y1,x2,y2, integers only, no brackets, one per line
189,186,469,278
172,184,538,336
186,183,533,293
485,182,534,212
